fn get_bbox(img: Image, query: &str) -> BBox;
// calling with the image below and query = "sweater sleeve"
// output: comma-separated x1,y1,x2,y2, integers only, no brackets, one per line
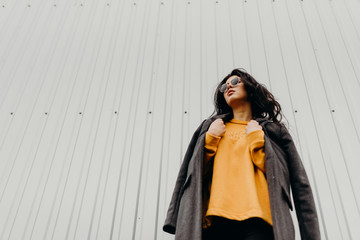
246,129,266,172
204,132,221,164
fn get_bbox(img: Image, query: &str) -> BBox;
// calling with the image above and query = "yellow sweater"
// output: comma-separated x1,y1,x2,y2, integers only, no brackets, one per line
204,119,272,227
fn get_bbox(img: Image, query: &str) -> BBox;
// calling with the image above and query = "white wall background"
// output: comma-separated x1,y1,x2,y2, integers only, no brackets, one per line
0,0,360,239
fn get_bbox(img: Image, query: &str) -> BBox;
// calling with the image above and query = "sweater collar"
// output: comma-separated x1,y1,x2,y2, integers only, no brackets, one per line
210,112,271,126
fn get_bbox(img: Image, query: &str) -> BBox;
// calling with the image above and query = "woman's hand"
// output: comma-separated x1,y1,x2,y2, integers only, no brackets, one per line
207,119,226,137
246,120,262,135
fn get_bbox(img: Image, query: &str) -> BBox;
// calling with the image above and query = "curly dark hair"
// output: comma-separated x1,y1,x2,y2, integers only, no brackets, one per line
211,68,283,123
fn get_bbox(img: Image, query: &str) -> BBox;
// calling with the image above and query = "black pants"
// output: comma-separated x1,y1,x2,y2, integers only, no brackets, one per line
203,217,274,240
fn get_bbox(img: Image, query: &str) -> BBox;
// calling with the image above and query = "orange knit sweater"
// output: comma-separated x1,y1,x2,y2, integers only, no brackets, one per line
204,119,272,227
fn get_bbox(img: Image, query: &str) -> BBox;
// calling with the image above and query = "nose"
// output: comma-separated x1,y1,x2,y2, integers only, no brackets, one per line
223,83,232,93
226,82,234,90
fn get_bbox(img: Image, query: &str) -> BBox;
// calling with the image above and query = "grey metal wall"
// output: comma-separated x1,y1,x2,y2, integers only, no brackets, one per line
0,0,359,239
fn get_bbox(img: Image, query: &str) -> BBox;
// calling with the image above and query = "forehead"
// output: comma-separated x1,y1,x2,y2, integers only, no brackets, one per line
226,75,241,83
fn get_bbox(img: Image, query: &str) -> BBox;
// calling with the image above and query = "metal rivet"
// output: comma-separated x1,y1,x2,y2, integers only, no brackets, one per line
332,110,335,112
10,112,13,115
114,111,117,114
294,110,297,113
27,4,31,7
149,111,152,114
79,112,82,114
45,112,48,115
184,111,187,114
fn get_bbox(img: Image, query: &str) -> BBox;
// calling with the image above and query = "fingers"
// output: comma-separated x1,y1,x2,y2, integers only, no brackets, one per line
214,118,224,124
214,119,225,127
249,119,259,124
248,120,262,128
246,120,262,135
208,118,226,137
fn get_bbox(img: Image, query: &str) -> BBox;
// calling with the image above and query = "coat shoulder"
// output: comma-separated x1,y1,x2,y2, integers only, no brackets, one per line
263,121,283,139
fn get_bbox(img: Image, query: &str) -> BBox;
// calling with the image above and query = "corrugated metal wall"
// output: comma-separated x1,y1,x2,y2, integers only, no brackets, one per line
0,0,359,239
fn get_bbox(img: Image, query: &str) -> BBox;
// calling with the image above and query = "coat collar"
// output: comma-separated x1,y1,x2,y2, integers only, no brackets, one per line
201,112,272,137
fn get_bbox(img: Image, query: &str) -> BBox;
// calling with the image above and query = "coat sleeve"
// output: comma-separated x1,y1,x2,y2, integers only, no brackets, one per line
163,119,206,234
280,123,321,240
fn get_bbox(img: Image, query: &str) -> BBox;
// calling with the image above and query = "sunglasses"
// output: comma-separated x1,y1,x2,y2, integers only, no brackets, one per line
220,77,241,93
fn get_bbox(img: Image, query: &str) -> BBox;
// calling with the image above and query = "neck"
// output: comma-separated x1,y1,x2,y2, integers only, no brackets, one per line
231,102,253,121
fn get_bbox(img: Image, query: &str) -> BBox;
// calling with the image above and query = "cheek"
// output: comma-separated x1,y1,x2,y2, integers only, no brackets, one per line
243,86,248,92
239,86,248,96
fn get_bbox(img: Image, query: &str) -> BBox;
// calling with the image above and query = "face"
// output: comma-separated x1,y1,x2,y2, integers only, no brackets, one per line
222,75,249,108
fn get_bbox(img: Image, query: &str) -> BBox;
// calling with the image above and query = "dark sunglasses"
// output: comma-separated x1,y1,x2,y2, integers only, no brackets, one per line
220,77,241,93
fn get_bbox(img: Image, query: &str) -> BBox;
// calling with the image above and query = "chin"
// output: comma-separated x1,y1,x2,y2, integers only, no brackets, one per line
226,97,248,107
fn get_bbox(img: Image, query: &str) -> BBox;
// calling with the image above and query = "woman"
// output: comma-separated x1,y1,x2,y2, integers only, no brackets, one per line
163,68,320,240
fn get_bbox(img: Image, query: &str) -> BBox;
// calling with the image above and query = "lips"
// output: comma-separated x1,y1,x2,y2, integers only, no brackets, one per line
227,90,235,96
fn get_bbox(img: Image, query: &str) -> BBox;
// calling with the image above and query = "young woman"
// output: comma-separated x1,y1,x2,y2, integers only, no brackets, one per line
163,68,320,240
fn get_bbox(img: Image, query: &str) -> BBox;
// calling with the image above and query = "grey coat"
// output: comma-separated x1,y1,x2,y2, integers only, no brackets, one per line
163,113,320,240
